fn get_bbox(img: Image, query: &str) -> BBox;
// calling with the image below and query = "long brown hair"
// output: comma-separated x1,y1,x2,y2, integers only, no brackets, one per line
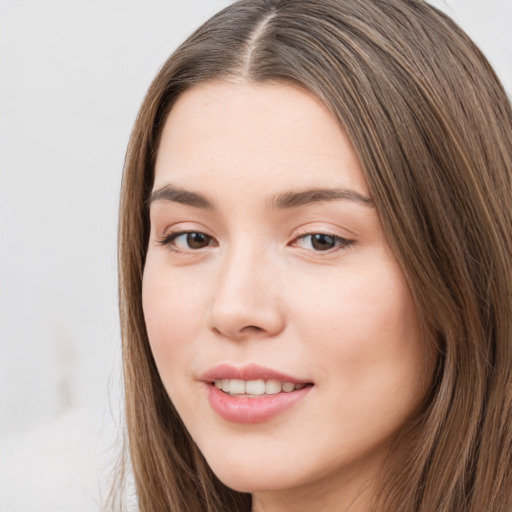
115,1,512,510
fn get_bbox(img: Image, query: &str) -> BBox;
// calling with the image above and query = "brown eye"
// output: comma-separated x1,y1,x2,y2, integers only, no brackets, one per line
186,232,211,249
310,234,336,251
294,233,354,252
159,231,215,251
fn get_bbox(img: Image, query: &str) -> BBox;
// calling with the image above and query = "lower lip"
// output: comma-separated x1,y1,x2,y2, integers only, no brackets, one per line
205,384,312,424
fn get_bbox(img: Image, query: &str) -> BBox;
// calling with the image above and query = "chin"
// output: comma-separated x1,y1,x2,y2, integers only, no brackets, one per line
214,468,294,494
203,451,305,494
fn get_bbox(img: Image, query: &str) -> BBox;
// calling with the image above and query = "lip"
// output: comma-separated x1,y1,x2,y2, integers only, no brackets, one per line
199,363,311,384
200,364,313,424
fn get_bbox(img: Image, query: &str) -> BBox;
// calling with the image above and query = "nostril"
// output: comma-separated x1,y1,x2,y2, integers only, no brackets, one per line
211,325,265,338
241,325,264,333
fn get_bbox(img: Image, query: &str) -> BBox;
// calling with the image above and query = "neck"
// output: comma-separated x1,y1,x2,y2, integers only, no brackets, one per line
251,464,378,512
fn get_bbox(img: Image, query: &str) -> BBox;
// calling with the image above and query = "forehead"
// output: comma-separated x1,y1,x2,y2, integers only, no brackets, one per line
154,79,368,196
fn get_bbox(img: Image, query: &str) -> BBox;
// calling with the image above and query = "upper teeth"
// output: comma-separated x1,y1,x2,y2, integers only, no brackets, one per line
214,379,306,396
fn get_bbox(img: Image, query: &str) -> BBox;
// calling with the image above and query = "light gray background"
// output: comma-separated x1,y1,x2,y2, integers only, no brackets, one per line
0,1,510,510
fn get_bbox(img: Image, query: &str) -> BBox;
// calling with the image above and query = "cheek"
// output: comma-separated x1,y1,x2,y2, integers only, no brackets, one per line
141,262,214,427
141,261,206,373
294,261,414,342
291,254,429,401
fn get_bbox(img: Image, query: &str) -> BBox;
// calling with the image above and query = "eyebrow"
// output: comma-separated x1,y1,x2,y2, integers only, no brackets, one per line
148,185,215,209
270,187,374,209
148,184,374,210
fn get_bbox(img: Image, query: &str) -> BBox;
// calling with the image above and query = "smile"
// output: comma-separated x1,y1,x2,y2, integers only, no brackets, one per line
214,378,308,397
200,364,314,423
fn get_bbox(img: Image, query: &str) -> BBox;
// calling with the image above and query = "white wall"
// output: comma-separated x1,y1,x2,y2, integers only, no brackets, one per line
0,1,510,511
0,2,233,510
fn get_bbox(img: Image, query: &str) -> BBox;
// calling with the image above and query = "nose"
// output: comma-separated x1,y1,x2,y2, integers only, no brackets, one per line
206,244,286,341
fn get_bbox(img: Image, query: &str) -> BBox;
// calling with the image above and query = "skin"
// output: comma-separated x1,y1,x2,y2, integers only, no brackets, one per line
143,80,434,512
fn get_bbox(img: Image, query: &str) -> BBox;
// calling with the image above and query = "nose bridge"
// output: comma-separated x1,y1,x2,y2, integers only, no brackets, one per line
224,236,266,298
207,236,284,339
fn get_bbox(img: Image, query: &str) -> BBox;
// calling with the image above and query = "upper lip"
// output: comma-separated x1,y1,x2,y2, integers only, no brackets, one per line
199,363,312,384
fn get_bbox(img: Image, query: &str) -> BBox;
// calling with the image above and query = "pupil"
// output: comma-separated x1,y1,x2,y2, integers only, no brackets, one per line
187,232,208,249
312,234,335,251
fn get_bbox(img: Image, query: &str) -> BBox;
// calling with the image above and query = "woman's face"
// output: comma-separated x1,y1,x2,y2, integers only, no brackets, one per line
143,80,434,509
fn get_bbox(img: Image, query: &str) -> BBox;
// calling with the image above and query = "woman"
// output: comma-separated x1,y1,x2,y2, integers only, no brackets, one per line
115,0,512,510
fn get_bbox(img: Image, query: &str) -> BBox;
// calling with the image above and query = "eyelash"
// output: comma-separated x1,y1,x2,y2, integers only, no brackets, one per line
292,232,355,252
158,230,355,254
158,231,217,252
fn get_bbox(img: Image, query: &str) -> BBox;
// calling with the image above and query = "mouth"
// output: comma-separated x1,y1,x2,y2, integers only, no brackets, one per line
212,378,310,397
200,364,314,423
